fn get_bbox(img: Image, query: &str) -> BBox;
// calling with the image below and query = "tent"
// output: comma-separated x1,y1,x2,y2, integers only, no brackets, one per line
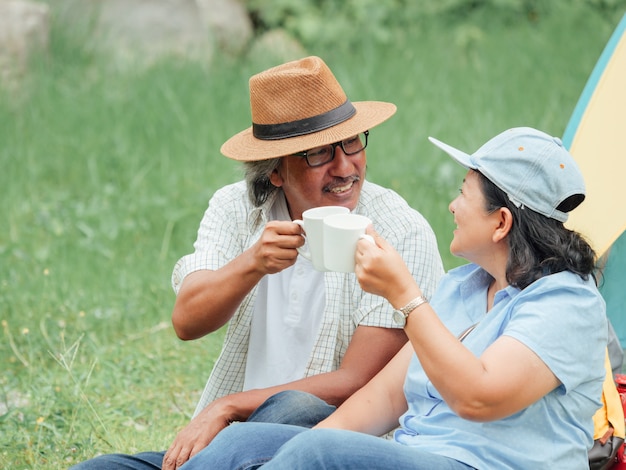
600,232,626,349
562,13,626,349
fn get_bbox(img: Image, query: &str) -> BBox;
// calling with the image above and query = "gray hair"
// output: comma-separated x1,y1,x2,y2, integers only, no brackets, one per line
244,158,283,207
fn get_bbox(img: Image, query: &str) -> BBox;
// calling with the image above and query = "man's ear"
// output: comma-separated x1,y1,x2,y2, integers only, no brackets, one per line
493,207,513,243
269,167,283,187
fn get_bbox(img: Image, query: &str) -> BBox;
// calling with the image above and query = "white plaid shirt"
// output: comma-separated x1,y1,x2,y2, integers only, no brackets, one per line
171,180,444,417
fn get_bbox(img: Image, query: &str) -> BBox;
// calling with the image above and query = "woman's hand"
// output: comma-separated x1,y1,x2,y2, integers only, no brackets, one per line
355,226,421,306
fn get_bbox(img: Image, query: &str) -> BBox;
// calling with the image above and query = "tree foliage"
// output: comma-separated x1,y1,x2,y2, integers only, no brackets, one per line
246,0,626,51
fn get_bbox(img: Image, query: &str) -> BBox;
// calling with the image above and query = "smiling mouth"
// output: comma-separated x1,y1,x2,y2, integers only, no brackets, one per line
325,177,359,194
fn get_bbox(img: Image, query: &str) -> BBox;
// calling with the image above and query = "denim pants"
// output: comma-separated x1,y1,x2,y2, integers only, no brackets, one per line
181,422,474,470
69,390,336,469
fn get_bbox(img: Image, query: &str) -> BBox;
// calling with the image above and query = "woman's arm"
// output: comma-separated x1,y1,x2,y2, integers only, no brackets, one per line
355,229,559,422
314,342,413,436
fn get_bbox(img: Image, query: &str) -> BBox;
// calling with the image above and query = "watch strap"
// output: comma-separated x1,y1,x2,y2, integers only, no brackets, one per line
398,295,428,317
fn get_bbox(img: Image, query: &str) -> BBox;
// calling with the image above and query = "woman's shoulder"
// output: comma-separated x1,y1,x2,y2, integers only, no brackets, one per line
515,271,606,326
526,270,601,296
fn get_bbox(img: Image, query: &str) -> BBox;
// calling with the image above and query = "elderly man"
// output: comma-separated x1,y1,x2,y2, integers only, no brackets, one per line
72,56,444,470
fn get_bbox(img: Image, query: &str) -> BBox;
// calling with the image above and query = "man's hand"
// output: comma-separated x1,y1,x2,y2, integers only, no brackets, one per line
171,220,305,340
251,220,304,275
162,399,232,470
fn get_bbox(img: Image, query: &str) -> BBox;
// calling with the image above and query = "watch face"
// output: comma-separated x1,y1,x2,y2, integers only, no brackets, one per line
392,309,406,327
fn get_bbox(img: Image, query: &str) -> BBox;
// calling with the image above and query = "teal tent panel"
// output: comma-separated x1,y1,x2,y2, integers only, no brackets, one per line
599,230,626,348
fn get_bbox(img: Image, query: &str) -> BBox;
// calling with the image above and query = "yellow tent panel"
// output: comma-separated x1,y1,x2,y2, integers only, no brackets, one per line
563,14,626,257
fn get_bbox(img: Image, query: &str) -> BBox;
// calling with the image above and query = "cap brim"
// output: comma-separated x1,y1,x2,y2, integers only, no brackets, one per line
428,136,476,170
221,101,396,161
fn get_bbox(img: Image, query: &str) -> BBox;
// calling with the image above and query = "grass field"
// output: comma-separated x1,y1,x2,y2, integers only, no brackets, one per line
1,6,623,468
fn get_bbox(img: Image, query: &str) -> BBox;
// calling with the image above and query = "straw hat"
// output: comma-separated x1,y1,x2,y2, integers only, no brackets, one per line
220,56,397,161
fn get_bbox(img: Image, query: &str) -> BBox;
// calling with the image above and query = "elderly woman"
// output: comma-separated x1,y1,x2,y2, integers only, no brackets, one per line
180,127,607,470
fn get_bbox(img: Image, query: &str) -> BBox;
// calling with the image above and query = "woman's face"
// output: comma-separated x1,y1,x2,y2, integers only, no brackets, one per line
448,170,503,263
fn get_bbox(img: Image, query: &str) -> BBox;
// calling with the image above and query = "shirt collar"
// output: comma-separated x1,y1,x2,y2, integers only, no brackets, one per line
459,264,520,308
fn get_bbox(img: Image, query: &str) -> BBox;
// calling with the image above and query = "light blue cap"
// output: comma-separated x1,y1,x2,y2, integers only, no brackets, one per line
429,127,586,222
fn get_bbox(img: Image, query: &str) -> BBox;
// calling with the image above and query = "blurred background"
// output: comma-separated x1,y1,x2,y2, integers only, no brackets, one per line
1,0,625,467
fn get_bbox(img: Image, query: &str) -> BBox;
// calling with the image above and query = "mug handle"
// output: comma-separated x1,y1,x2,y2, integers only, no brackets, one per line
293,220,313,261
359,233,376,245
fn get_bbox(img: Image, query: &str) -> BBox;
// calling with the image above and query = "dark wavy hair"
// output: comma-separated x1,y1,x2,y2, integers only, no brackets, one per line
476,171,597,290
244,158,282,207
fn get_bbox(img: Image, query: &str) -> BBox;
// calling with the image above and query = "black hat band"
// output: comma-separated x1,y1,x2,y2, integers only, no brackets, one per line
252,100,356,141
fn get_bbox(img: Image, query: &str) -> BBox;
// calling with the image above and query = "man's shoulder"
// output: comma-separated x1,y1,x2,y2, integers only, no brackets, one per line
360,181,427,224
360,181,410,209
211,180,247,200
208,180,257,212
208,180,273,230
361,180,401,196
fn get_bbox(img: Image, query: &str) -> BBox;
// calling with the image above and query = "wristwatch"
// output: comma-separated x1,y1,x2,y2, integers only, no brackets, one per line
392,295,428,327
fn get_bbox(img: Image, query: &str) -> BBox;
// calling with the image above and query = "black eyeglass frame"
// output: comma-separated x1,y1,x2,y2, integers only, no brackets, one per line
291,130,369,167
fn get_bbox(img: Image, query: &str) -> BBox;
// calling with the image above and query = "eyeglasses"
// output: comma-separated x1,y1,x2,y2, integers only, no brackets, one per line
292,131,369,167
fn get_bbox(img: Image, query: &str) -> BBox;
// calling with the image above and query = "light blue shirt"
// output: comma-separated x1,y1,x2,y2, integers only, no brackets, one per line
395,263,607,469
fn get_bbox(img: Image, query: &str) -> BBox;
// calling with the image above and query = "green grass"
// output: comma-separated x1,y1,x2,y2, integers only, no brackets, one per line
0,6,622,468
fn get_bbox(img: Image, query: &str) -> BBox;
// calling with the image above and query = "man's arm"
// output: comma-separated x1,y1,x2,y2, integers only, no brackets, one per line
171,220,304,340
162,324,407,469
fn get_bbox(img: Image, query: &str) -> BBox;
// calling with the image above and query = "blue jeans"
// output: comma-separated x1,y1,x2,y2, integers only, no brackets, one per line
69,391,335,469
181,422,475,470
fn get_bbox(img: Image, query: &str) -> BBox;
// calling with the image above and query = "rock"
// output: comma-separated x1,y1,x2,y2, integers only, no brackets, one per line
247,29,307,68
195,0,252,55
90,0,213,65
0,0,50,86
52,0,254,67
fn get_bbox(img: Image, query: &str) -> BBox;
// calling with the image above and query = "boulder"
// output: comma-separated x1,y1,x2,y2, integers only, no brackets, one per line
0,0,50,85
247,29,308,68
54,0,253,66
195,0,252,55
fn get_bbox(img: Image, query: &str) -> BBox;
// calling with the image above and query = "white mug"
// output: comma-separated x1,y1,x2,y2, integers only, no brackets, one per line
323,213,374,273
293,206,350,271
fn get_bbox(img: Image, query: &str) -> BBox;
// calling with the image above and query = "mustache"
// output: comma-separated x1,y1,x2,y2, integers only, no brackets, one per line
323,175,360,192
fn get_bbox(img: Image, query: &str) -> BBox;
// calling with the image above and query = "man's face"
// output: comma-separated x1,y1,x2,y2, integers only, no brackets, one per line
270,145,366,220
